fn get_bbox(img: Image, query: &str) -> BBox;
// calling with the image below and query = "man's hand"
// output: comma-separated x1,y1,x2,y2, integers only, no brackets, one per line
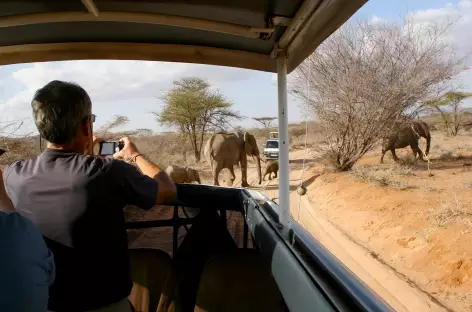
86,136,104,156
93,136,104,148
113,137,140,161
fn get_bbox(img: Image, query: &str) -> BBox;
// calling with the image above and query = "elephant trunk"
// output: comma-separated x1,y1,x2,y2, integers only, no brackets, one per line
255,155,262,185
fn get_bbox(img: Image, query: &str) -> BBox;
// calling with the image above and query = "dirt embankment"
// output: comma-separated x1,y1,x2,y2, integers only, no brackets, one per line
305,164,472,312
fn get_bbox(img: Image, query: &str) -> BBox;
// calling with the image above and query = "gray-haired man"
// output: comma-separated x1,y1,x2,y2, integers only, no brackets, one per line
3,80,176,312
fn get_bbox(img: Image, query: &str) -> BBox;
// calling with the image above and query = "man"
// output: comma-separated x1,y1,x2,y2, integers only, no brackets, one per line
0,168,55,312
3,80,176,312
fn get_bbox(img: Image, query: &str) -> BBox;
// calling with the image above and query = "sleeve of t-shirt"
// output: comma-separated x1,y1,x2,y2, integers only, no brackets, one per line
2,160,22,200
111,160,158,210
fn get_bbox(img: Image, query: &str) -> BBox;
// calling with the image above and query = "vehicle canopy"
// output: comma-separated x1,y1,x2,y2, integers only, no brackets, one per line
0,0,366,72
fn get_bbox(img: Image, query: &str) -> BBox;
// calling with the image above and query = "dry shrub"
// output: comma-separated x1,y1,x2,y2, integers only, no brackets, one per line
0,137,38,166
429,195,472,228
292,18,467,171
351,164,409,189
289,125,306,138
134,133,195,168
397,154,417,167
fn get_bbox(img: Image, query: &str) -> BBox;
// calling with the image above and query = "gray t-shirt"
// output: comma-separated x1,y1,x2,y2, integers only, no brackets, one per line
3,148,158,312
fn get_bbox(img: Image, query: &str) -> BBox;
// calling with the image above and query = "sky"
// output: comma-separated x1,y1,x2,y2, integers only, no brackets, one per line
0,0,471,135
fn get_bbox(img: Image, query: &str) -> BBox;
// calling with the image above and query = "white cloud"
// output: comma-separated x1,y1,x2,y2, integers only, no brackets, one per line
3,60,254,110
370,15,386,24
460,0,472,9
0,60,257,135
406,1,472,90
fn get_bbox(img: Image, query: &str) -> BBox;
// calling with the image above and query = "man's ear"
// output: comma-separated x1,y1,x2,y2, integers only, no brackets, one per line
81,119,92,137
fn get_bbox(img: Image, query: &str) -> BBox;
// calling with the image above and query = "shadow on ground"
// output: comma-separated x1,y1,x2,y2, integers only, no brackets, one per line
412,155,472,171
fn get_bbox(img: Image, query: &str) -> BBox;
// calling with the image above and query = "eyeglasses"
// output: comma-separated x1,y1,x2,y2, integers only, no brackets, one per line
83,114,96,123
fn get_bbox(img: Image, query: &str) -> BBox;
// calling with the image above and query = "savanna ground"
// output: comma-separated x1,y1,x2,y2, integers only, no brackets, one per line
2,122,472,311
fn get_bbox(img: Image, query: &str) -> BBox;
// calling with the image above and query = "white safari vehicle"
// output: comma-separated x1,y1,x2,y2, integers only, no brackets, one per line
263,139,279,160
0,0,394,311
269,131,279,139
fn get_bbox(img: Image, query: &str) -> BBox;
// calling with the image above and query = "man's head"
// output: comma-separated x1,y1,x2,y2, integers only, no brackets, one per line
32,80,94,153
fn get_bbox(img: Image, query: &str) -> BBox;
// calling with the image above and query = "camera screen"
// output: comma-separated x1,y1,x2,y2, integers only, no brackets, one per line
100,142,118,155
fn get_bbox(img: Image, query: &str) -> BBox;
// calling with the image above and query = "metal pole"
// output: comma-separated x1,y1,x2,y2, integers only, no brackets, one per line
277,53,290,231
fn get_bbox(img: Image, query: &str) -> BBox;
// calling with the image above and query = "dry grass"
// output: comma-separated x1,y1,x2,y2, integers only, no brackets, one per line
0,136,39,167
397,154,418,167
351,164,410,190
0,121,324,169
428,194,472,228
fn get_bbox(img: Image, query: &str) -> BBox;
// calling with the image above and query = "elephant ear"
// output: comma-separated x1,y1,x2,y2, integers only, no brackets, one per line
244,132,254,155
244,132,259,156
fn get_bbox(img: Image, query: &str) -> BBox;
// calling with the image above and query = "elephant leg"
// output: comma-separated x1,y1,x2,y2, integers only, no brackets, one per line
380,149,386,164
391,148,400,162
410,141,423,160
240,155,250,188
228,166,236,186
274,171,277,179
212,161,223,186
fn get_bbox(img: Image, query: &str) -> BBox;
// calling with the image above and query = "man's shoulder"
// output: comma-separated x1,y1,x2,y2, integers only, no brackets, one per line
3,158,34,178
86,157,141,178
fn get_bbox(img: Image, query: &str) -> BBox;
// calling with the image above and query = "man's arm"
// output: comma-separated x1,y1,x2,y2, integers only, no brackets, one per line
0,170,14,212
113,137,177,205
133,154,176,204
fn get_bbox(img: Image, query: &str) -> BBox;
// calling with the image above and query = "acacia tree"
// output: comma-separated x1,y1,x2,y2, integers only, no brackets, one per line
291,18,467,171
96,115,130,139
253,117,277,128
156,77,242,162
425,91,472,136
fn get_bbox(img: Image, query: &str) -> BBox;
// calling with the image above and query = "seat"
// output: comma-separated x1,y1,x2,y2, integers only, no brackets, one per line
128,249,172,312
194,249,286,312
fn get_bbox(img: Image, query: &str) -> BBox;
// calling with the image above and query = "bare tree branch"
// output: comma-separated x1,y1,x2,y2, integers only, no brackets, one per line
96,115,130,139
291,18,468,171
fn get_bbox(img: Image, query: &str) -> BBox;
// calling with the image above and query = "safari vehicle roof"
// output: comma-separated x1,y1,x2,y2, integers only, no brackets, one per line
0,0,367,73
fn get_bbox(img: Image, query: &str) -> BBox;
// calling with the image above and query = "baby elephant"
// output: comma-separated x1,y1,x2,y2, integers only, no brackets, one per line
165,165,201,184
263,160,279,181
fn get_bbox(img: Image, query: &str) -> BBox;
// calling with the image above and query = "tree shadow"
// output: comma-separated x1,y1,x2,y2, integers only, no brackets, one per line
413,155,472,171
289,158,317,165
250,172,322,191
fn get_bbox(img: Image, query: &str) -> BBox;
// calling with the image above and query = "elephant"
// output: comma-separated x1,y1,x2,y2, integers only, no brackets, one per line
165,165,201,184
263,160,279,181
204,131,261,187
380,120,431,163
